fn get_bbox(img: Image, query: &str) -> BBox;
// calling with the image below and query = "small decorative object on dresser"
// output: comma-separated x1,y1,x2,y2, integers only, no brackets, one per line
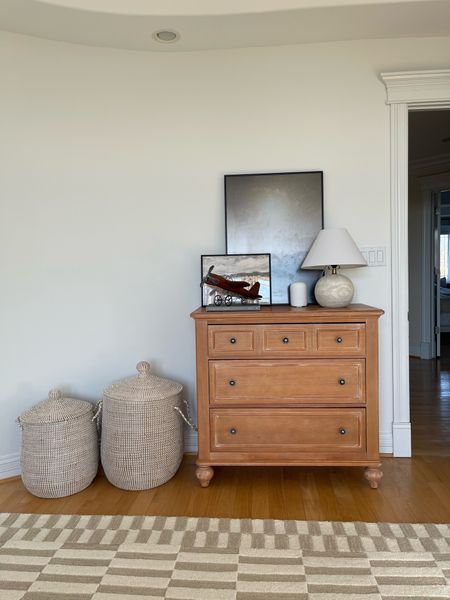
17,389,99,498
101,361,184,491
191,304,384,488
289,281,308,307
201,254,271,308
302,228,367,308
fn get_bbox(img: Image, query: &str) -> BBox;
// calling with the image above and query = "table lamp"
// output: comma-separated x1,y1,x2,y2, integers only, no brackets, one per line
301,228,367,307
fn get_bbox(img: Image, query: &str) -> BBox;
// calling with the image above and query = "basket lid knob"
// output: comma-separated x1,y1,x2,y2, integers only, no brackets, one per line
136,361,151,377
48,389,63,401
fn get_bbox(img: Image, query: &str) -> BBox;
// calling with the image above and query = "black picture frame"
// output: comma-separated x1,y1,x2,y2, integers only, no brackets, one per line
201,253,272,307
225,171,324,304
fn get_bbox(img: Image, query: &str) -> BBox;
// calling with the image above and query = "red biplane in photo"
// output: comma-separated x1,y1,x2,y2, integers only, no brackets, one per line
201,265,262,306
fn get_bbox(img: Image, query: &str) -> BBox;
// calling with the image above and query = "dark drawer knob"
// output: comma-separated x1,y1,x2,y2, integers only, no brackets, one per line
338,427,347,435
339,378,346,385
282,337,289,344
230,337,237,344
336,336,343,344
229,379,236,386
229,428,237,435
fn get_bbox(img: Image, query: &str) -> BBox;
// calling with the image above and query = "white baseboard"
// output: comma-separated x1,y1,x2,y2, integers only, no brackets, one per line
379,431,393,454
0,431,397,480
0,453,21,480
393,422,412,457
410,342,433,359
409,343,421,358
184,431,198,454
420,341,433,359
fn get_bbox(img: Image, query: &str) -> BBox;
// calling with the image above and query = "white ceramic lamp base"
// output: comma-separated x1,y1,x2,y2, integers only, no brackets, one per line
314,272,354,308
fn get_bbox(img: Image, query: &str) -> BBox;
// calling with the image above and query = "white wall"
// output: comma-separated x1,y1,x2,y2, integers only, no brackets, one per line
2,31,450,475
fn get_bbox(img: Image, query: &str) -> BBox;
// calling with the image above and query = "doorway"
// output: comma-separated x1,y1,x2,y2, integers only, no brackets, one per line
381,69,450,457
408,109,450,456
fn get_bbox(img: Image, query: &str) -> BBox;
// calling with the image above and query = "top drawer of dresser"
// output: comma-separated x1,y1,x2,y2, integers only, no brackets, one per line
207,323,366,357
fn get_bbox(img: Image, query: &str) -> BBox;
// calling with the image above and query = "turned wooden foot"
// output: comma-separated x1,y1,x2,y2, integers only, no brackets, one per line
196,465,214,488
364,466,383,489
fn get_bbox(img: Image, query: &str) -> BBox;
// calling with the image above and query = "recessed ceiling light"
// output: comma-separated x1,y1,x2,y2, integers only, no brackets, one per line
152,29,180,44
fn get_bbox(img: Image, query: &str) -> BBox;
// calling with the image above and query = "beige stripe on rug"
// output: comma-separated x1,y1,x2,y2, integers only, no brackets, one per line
0,514,449,599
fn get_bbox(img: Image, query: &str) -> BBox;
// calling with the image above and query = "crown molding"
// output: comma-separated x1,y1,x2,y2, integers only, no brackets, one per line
409,152,450,171
381,70,450,106
418,170,450,192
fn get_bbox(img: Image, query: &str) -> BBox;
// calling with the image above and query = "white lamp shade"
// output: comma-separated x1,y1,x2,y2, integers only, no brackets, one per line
301,228,367,269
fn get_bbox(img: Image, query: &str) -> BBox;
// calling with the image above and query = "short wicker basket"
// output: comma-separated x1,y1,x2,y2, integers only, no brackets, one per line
101,361,183,491
17,389,99,498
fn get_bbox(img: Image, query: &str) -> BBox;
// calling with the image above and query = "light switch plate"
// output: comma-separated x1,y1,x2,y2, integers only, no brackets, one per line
360,246,386,267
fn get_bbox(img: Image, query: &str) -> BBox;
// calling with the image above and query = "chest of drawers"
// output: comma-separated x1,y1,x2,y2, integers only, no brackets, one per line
191,304,384,488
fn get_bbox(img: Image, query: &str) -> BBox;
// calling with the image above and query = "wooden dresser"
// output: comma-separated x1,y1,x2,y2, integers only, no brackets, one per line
190,304,384,488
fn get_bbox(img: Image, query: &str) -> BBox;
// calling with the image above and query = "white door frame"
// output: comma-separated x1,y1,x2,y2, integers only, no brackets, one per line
381,70,450,457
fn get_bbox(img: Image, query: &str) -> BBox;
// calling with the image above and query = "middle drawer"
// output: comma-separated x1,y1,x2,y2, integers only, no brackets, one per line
209,359,365,405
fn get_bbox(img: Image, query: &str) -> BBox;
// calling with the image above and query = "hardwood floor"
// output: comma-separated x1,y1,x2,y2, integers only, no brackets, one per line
410,354,450,456
1,454,450,522
0,356,448,523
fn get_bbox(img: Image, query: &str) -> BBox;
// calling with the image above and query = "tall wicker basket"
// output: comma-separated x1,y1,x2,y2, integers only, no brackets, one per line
101,361,184,491
17,390,99,498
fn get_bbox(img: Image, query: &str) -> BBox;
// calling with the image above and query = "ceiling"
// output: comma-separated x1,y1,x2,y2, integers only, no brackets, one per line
0,0,450,52
409,110,450,162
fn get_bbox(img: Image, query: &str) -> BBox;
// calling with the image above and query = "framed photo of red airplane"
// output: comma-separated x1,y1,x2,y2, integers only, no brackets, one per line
201,254,272,307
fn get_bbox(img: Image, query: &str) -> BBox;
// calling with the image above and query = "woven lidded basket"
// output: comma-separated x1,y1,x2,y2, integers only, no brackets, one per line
17,389,99,498
101,361,183,491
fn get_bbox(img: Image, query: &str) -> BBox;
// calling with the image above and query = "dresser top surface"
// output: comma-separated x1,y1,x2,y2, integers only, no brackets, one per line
191,304,384,322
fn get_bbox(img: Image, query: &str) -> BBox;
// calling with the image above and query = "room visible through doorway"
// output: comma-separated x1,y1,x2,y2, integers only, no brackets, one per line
408,109,450,456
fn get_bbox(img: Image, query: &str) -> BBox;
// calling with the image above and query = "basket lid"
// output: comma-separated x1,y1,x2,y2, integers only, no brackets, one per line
18,389,94,425
103,361,183,402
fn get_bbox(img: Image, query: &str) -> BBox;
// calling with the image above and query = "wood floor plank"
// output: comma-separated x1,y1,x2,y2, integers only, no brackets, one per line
0,455,450,522
410,355,450,456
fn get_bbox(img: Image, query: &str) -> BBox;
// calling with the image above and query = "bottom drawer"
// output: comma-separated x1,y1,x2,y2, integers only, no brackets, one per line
210,408,365,453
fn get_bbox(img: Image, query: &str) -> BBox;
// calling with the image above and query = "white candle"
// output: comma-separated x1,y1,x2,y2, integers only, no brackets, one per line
290,282,307,307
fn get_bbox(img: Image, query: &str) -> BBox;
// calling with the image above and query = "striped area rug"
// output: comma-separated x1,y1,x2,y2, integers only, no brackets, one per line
1,513,450,599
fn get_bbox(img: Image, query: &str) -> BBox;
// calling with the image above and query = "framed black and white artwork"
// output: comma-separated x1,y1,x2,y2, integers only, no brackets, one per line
225,171,323,304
